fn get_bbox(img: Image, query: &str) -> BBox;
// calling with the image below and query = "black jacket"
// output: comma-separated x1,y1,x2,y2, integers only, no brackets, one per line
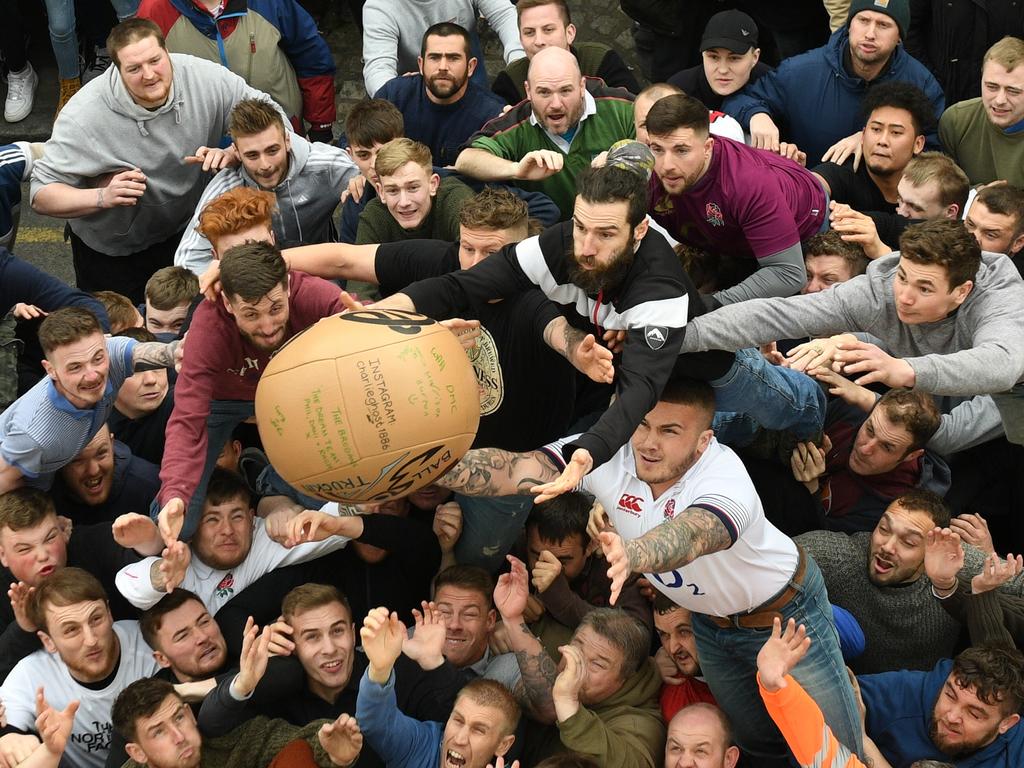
906,0,1024,104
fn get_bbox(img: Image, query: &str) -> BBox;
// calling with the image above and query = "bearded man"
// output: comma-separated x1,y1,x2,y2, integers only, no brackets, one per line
374,22,506,167
373,148,825,497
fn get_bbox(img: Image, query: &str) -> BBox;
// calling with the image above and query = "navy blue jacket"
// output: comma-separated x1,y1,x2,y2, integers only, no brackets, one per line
860,658,1024,768
375,74,506,167
0,249,109,330
724,27,945,162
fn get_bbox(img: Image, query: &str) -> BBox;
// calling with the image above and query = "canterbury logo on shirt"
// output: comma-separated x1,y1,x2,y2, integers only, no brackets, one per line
618,494,643,515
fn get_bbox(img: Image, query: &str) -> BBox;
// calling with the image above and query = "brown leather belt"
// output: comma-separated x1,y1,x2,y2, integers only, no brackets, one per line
708,545,807,630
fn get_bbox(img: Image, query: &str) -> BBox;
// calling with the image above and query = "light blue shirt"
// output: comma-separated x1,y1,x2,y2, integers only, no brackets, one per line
0,336,136,488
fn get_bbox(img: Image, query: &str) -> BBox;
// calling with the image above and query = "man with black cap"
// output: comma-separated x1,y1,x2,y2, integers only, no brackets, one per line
723,0,945,164
667,10,772,112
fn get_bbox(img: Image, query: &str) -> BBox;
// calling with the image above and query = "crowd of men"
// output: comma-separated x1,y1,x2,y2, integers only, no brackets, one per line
1,0,1024,766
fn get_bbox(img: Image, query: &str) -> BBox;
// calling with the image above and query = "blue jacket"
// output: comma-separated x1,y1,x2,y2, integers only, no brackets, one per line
356,670,442,768
0,249,109,330
724,27,945,162
859,658,1024,768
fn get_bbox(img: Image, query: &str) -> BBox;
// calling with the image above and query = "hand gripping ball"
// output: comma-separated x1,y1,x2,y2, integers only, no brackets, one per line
254,309,480,503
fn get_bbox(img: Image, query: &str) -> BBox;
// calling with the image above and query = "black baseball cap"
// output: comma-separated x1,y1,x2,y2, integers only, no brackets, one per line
700,10,759,54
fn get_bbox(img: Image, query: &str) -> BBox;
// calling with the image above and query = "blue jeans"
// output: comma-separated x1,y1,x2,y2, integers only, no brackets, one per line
710,348,825,442
691,556,864,765
453,492,534,573
43,0,138,79
150,399,322,540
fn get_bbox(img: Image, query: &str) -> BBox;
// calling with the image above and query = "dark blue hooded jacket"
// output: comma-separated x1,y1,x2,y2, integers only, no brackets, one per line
724,27,945,161
860,658,1024,768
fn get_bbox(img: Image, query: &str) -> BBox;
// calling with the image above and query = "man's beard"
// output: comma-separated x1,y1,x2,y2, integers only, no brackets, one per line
929,713,996,759
426,72,464,100
568,237,636,295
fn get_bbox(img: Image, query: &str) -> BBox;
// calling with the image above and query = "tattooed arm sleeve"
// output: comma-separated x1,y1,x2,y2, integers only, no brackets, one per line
625,506,733,574
437,447,562,497
508,620,559,724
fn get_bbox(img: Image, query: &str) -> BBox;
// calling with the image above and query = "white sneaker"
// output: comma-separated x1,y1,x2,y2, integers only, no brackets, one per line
4,63,38,123
81,47,111,84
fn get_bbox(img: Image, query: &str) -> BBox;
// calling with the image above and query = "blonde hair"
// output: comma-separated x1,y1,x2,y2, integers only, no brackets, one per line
984,36,1024,71
374,138,433,179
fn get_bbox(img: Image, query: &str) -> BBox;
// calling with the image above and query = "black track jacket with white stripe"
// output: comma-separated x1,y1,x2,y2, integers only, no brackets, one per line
403,220,702,469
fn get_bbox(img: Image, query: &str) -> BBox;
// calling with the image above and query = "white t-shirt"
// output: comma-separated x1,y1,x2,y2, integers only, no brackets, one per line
0,621,160,768
116,505,351,613
544,436,799,616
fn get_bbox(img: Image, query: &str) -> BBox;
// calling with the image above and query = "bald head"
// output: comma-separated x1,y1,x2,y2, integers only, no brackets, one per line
526,47,586,136
635,83,684,143
528,45,581,84
665,704,739,768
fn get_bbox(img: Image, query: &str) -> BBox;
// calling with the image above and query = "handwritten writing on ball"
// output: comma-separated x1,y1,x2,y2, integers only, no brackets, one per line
254,310,480,503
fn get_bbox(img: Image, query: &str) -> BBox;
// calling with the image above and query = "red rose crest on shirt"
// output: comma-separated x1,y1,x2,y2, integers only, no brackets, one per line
705,202,724,227
664,499,676,519
215,573,235,599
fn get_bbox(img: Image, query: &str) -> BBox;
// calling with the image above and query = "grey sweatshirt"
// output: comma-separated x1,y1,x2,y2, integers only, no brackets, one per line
797,530,1024,674
680,252,1024,396
31,54,284,257
175,135,359,275
361,0,525,97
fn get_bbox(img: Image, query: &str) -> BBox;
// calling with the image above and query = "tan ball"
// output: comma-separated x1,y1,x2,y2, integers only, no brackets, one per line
255,309,480,503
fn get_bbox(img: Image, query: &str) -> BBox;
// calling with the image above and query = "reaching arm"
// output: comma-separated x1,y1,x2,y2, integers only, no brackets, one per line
495,557,559,723
624,506,734,575
712,243,807,306
542,317,614,384
283,243,380,283
437,447,562,497
454,148,520,182
131,340,181,372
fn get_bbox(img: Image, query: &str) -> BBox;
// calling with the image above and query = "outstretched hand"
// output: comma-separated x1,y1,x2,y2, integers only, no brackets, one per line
157,497,186,548
403,601,446,670
756,617,811,692
832,340,915,388
514,150,563,180
568,334,614,384
234,616,273,697
440,318,482,350
360,607,406,684
531,448,592,504
157,541,191,593
184,145,239,172
493,556,530,621
972,552,1024,595
821,132,864,171
598,531,630,606
318,713,363,767
35,687,78,758
9,581,37,632
924,527,964,593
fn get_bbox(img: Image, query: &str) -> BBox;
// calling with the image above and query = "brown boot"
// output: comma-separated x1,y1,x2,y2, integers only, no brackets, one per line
55,77,81,119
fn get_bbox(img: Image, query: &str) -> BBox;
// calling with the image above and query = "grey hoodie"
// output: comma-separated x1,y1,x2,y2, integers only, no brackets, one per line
174,134,359,275
681,252,1024,397
31,54,284,257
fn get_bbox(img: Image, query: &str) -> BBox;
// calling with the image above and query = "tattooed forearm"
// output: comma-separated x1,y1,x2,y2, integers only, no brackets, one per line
543,316,586,362
512,622,558,723
132,340,179,371
438,448,561,496
625,507,732,574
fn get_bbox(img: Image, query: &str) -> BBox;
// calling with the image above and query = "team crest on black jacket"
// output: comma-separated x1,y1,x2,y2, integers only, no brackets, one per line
645,326,668,349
